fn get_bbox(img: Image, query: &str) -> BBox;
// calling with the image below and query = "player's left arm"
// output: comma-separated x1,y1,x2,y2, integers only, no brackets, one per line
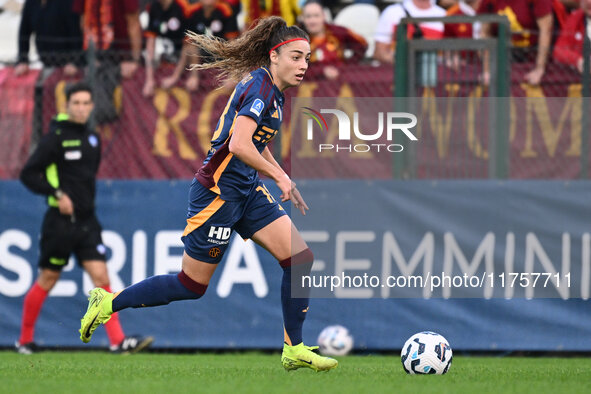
261,147,309,215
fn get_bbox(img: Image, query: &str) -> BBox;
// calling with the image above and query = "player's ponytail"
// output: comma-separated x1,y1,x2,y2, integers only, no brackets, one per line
186,16,309,84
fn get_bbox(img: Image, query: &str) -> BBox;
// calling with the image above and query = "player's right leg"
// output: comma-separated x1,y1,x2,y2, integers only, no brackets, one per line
249,215,338,372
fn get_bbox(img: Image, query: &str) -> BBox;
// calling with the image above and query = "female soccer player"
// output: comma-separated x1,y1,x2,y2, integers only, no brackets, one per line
80,16,338,372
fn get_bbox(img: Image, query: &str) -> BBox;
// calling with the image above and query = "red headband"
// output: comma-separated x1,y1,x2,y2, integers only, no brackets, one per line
268,38,308,55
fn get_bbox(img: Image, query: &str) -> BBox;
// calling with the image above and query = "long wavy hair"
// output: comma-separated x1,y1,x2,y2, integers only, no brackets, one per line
186,16,309,83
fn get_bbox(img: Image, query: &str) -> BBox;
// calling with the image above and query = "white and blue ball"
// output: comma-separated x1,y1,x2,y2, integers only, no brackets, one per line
317,325,354,356
401,331,452,375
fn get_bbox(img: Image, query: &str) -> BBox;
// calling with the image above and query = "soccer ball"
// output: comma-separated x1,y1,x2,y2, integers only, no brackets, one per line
401,331,452,375
317,325,354,356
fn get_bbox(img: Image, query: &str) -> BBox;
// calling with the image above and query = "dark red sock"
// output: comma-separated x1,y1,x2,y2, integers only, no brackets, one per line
100,286,125,346
19,282,48,344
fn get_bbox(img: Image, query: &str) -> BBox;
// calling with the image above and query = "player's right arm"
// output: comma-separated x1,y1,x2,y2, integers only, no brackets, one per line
228,116,292,202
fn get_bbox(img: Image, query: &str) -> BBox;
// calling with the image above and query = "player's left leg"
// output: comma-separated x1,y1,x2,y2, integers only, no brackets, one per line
251,216,338,372
252,216,309,345
82,260,153,353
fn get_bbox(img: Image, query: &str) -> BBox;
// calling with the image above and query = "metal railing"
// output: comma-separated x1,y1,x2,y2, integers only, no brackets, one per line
393,14,590,180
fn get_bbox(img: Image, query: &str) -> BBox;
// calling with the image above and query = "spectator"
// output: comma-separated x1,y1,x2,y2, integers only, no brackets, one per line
554,0,570,29
560,0,582,12
478,0,554,85
15,0,82,76
299,0,340,19
242,0,300,27
553,0,591,73
438,0,458,9
186,0,239,44
72,0,143,79
444,0,481,39
300,0,368,80
225,0,241,16
443,0,481,69
162,0,239,90
374,0,445,64
142,0,193,97
72,0,142,123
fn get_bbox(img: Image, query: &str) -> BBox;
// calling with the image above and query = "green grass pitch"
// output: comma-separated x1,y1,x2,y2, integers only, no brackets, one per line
2,351,590,393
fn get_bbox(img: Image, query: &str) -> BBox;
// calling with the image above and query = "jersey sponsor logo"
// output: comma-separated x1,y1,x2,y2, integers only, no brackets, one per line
208,226,231,244
208,238,229,245
88,135,98,147
250,98,265,117
64,150,82,160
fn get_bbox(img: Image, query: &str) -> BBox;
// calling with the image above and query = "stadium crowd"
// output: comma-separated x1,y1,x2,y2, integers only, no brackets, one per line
9,0,591,89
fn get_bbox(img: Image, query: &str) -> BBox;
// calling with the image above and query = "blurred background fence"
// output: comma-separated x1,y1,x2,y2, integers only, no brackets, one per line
393,15,591,179
0,11,589,181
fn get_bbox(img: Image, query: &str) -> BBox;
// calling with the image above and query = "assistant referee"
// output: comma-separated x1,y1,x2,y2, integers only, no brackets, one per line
16,81,152,355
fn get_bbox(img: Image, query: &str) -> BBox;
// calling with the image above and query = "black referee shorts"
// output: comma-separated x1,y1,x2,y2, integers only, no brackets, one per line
39,208,107,271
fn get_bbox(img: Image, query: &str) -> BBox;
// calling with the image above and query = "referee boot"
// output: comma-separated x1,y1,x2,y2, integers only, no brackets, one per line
110,335,154,355
15,341,39,355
